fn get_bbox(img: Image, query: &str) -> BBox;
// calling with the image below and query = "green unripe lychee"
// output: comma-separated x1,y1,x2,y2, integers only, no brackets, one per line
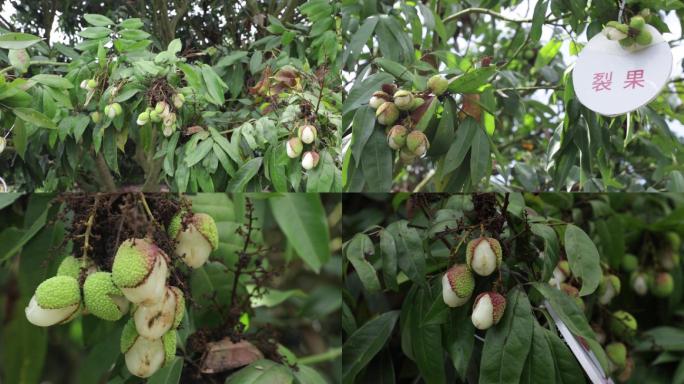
619,37,635,48
610,310,637,340
376,102,399,126
606,342,627,369
112,103,122,116
466,237,503,277
172,93,185,109
154,101,167,115
666,232,681,250
83,272,130,321
168,213,219,269
442,264,474,307
635,30,652,46
393,90,414,111
387,125,408,150
25,276,81,327
411,97,425,111
112,238,169,305
399,147,416,163
622,254,638,272
405,130,429,157
427,74,448,96
629,16,646,31
150,110,161,122
86,79,98,90
90,111,102,124
650,271,674,298
369,91,390,109
137,111,150,126
57,255,81,279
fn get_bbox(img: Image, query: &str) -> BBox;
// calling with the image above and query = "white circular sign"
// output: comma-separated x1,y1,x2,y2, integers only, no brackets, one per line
573,25,672,116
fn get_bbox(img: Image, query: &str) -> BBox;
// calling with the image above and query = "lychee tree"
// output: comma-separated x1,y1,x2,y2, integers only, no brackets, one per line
0,193,340,383
342,192,684,383
341,1,684,192
0,4,341,192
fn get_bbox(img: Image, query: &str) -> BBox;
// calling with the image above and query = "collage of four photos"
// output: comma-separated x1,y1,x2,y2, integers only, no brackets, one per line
1,0,684,383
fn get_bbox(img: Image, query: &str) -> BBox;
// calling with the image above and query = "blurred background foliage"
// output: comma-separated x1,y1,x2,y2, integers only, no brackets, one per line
0,192,341,383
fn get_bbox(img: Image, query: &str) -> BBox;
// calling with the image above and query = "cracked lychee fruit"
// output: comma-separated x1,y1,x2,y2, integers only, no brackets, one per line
298,124,318,144
133,286,184,339
393,90,414,111
610,310,637,339
83,271,130,321
387,125,408,150
25,276,81,327
368,91,390,109
466,237,502,277
650,271,674,298
630,271,649,296
301,151,320,170
606,342,627,369
441,264,474,307
375,102,399,126
286,137,303,158
121,320,177,378
598,274,621,305
427,75,448,96
168,213,219,269
112,238,169,305
471,292,506,330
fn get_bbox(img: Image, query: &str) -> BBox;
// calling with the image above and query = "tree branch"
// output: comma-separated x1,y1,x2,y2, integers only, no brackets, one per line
443,8,567,24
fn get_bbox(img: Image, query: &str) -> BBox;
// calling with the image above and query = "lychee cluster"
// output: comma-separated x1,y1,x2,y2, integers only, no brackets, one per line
25,210,219,378
369,75,448,162
602,10,654,51
441,236,506,330
137,97,185,137
285,124,320,170
624,232,679,298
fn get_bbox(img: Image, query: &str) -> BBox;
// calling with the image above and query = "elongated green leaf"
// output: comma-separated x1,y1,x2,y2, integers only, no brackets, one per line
379,229,398,291
470,126,490,186
564,224,601,296
448,67,496,93
0,32,42,49
530,1,548,42
361,128,393,191
11,107,57,129
443,118,478,174
225,360,293,384
386,220,425,286
342,311,399,384
30,74,73,89
542,327,586,384
79,27,112,39
351,106,377,167
520,322,555,384
148,357,183,384
346,234,381,292
269,194,330,272
84,14,115,27
480,287,534,384
226,157,262,192
343,72,394,117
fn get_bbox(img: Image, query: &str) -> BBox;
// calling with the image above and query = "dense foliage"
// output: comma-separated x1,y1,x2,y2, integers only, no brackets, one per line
0,0,341,192
0,193,341,383
342,193,684,383
341,0,684,192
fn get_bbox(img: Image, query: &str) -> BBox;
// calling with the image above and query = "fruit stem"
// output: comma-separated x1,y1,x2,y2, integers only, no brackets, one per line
297,347,342,365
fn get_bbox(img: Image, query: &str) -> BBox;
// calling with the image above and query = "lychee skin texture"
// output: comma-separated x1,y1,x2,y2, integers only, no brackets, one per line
606,342,627,369
471,292,506,330
121,320,177,378
57,255,81,279
427,75,448,96
112,239,169,305
610,311,637,339
133,286,184,339
170,213,219,269
442,264,474,307
25,276,81,327
466,237,502,277
84,272,130,321
650,272,674,298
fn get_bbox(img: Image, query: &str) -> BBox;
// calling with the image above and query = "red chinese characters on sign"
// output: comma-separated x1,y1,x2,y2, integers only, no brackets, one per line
623,69,645,89
591,70,645,92
592,72,613,91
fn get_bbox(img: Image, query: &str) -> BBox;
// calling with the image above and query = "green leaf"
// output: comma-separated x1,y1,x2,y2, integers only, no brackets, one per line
342,311,399,384
226,157,262,192
386,220,425,286
635,327,684,352
444,306,474,381
379,229,398,291
520,322,555,384
148,357,183,384
293,365,327,384
1,301,47,384
479,287,534,384
402,285,445,384
11,107,57,129
78,27,112,39
225,360,293,384
543,327,586,383
0,202,49,261
343,72,394,118
443,117,478,174
201,64,227,105
448,67,497,93
530,1,548,42
470,126,490,186
351,106,376,168
269,194,330,272
30,74,73,89
84,14,115,27
185,139,214,167
361,128,393,191
345,234,382,292
0,32,42,49
0,193,22,210
564,224,601,296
